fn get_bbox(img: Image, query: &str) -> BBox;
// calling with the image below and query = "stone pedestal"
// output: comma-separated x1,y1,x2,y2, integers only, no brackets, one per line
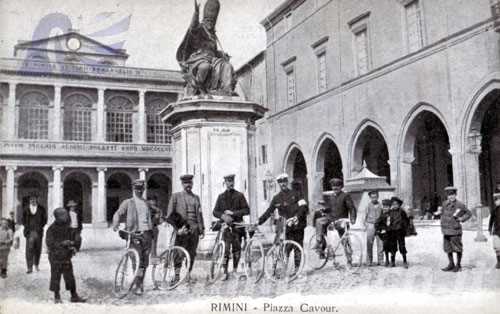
344,164,395,229
161,96,266,253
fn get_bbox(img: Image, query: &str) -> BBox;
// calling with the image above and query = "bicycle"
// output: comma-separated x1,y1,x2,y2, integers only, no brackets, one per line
207,221,265,284
113,229,141,299
263,216,305,283
151,225,191,290
306,217,363,273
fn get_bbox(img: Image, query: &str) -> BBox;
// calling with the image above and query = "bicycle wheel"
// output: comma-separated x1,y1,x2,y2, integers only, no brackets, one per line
113,249,140,298
264,244,285,282
243,239,265,283
152,246,191,290
330,231,364,272
282,240,305,282
306,234,328,271
207,241,225,284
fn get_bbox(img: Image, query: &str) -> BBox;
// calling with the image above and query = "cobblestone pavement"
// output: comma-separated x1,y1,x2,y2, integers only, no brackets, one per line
1,226,499,306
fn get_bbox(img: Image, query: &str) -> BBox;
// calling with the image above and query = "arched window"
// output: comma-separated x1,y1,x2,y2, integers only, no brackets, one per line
146,99,171,144
106,95,134,142
18,91,50,139
63,93,93,141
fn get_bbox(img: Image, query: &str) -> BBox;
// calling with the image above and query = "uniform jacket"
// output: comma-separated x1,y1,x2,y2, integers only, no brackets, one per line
258,189,308,231
213,189,250,223
166,191,205,234
323,191,357,224
489,205,500,236
45,222,74,263
22,205,47,237
440,200,472,235
112,197,153,232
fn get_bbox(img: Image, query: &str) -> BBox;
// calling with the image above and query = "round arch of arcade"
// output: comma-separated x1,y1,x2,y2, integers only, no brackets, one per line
62,169,95,224
310,133,344,200
15,170,50,222
348,119,391,184
282,143,310,201
460,75,500,209
397,103,455,213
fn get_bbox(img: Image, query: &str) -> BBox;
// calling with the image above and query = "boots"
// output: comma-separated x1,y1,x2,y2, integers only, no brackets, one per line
70,289,87,303
403,254,408,269
384,252,390,267
453,252,462,272
0,269,6,278
54,291,62,304
442,253,455,272
390,254,396,267
496,255,500,269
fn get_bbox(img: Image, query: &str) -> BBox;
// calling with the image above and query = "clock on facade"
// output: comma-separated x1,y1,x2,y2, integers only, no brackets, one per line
66,37,81,51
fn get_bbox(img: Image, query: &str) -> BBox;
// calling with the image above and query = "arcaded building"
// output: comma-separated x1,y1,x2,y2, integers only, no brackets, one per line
0,31,183,226
252,0,500,214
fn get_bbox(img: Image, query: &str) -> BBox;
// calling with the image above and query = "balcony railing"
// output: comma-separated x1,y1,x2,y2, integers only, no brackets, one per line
0,140,172,159
0,58,184,84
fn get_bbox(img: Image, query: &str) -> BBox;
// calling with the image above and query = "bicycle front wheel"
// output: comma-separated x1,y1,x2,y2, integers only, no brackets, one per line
330,231,363,272
264,240,304,283
306,233,328,271
152,246,191,290
113,249,140,298
207,241,225,284
243,239,265,283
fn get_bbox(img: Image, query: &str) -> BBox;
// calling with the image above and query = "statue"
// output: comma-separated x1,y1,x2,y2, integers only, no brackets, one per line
176,0,237,96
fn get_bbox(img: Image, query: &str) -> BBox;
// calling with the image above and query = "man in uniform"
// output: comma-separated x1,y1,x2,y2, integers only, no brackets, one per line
314,178,357,263
112,180,154,294
166,174,205,283
257,173,308,275
213,174,250,280
438,186,472,272
22,194,47,273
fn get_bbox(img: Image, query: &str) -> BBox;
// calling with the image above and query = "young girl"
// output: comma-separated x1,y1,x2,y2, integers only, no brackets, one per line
0,217,14,278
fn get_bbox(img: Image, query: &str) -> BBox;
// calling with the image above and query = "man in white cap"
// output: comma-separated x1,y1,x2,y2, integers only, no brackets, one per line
213,174,249,280
112,179,153,294
489,192,500,269
257,173,308,276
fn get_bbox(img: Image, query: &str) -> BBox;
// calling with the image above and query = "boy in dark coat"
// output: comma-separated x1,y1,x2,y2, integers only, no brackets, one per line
375,199,392,266
378,197,409,268
438,187,472,272
46,207,86,304
489,192,500,269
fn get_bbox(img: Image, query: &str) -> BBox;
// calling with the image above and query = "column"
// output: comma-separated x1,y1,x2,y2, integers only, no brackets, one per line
6,82,17,139
138,90,146,143
139,168,148,198
53,85,62,140
399,155,415,208
96,88,105,142
97,167,107,224
4,165,17,218
52,166,63,211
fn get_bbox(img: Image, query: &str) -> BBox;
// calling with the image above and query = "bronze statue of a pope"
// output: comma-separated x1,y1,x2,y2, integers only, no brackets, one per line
176,0,236,96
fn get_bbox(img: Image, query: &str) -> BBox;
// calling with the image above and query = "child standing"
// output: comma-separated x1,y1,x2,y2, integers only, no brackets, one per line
46,208,86,304
438,187,472,272
379,197,409,268
376,199,392,266
364,190,383,266
0,218,14,278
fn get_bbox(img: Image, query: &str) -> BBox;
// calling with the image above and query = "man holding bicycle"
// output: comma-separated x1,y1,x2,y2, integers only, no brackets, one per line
213,174,250,280
314,178,357,263
257,173,308,275
112,180,154,295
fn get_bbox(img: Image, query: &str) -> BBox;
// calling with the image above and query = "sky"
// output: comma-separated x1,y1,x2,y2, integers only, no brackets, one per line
0,0,283,70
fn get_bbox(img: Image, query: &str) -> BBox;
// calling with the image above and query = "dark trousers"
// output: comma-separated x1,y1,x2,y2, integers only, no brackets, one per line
130,230,153,282
222,227,243,269
25,231,43,269
174,229,199,272
49,261,76,292
285,229,304,268
69,229,82,251
386,229,407,255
